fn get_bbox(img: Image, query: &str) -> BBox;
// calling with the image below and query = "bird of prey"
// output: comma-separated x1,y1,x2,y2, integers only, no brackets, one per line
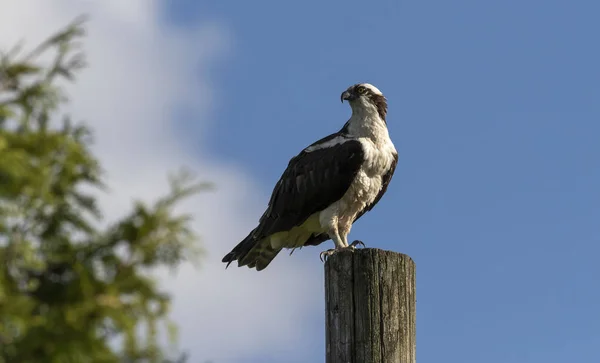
222,83,398,271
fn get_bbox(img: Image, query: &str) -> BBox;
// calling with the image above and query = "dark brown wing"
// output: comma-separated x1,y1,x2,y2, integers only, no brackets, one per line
254,138,365,238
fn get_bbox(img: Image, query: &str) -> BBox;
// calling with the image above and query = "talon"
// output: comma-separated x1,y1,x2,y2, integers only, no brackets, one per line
319,249,337,262
350,240,365,248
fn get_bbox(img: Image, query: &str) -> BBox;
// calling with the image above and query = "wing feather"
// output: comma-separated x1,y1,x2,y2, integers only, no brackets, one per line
254,138,364,239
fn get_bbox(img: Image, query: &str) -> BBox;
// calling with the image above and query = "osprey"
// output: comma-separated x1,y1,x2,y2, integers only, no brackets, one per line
222,83,398,271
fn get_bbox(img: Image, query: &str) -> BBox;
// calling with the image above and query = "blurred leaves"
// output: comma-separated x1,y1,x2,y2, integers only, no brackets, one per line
0,16,208,363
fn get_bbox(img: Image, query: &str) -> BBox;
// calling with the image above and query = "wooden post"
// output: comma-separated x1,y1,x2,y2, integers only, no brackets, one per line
325,248,416,363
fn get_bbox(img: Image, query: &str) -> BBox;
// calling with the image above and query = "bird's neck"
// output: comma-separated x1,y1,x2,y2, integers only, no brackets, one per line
346,104,390,143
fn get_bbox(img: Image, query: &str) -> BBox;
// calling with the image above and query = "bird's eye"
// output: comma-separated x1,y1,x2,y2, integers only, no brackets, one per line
357,86,366,94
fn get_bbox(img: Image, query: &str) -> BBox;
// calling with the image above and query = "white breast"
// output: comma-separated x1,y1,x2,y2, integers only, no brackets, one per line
342,137,395,212
319,133,397,231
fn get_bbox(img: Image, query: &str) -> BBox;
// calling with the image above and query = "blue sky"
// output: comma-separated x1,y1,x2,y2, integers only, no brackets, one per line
162,1,599,362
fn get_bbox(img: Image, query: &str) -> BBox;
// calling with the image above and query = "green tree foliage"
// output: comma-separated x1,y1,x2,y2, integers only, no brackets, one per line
0,17,207,363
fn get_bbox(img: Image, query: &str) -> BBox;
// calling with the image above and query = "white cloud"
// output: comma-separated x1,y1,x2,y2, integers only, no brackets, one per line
0,2,323,362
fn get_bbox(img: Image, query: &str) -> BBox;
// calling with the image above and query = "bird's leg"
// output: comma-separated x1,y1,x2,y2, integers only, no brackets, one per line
319,228,345,262
319,230,365,262
341,230,350,248
338,225,366,249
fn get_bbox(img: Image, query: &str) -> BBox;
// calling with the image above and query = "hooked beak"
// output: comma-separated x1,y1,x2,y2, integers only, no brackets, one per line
340,90,353,103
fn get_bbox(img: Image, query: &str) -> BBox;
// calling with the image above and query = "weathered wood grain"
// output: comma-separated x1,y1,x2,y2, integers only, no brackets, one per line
325,248,416,363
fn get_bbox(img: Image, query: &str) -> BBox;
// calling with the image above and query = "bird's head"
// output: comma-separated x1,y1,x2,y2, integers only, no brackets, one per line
340,83,387,120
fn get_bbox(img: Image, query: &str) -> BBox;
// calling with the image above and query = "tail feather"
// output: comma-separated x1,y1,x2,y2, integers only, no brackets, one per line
222,231,281,271
222,232,254,268
243,244,282,271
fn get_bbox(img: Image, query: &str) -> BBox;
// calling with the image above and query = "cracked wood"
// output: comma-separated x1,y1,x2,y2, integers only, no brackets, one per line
325,248,416,363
